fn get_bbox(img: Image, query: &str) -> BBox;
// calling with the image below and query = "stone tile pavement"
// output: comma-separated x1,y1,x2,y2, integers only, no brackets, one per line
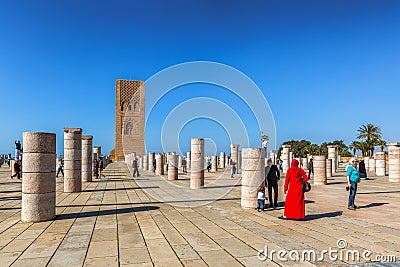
0,162,399,266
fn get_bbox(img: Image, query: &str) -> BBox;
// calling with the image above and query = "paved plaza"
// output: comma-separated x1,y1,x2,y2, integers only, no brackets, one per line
0,162,399,267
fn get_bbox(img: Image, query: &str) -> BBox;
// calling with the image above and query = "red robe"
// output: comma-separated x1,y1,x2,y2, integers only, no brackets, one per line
283,167,308,219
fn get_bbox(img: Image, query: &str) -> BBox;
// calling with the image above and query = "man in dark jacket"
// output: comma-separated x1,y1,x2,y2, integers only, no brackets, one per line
132,157,140,177
265,159,280,209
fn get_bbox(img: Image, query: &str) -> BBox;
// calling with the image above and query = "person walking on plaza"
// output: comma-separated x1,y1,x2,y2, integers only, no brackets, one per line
358,158,368,179
56,158,64,177
266,159,280,209
256,186,266,212
280,159,308,220
98,158,104,178
206,159,211,172
11,160,22,179
182,157,187,173
132,157,140,177
15,140,22,160
347,158,360,210
153,158,156,173
307,158,314,179
93,159,99,179
230,158,236,178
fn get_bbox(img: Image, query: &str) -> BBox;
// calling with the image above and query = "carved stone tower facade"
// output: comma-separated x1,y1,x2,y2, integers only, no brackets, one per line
112,79,145,160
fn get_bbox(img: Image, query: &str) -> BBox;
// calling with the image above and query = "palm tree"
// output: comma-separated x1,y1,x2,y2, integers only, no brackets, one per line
358,141,370,156
356,123,382,156
377,140,386,152
349,141,359,156
356,123,382,141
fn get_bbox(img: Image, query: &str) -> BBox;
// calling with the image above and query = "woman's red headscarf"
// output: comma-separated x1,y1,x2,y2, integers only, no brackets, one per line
290,159,299,171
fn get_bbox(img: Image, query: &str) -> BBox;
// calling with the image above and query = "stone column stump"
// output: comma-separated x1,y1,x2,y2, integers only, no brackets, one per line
82,136,93,182
168,153,178,180
375,152,386,177
241,148,265,209
388,143,400,182
282,145,291,174
190,139,204,189
22,132,56,222
211,156,218,172
156,154,164,175
64,128,82,192
313,155,327,185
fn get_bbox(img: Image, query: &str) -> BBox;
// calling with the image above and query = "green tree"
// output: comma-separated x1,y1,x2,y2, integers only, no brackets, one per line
278,140,311,158
377,140,386,152
304,144,322,156
356,123,383,156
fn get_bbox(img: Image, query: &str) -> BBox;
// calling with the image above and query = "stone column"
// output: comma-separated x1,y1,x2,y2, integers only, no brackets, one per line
211,156,218,172
388,142,400,183
369,158,376,176
156,154,164,175
238,150,242,174
10,159,16,176
64,128,82,193
364,157,370,175
375,152,386,177
326,158,332,178
168,153,178,180
148,152,155,172
302,157,308,171
230,144,239,172
327,145,337,174
143,154,148,171
270,150,277,165
93,146,101,160
281,145,291,174
190,138,204,189
225,156,229,168
313,155,327,185
241,148,265,209
289,152,293,161
178,155,182,169
22,132,56,222
82,136,93,182
219,152,226,168
186,151,191,170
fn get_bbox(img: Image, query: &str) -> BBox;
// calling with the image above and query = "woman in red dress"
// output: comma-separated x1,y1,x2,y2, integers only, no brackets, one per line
280,159,308,220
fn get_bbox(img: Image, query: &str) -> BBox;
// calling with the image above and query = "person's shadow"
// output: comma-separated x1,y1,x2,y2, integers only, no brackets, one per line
357,202,389,209
302,211,343,221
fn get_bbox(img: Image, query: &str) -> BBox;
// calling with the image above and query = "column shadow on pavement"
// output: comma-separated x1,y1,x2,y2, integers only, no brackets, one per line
55,206,160,220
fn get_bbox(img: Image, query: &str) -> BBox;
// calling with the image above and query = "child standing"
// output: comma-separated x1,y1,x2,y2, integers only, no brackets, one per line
256,186,266,212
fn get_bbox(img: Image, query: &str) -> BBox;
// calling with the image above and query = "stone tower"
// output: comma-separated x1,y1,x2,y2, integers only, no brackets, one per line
112,79,145,160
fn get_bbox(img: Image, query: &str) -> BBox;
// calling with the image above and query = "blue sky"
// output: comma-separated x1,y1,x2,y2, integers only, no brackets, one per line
1,0,399,156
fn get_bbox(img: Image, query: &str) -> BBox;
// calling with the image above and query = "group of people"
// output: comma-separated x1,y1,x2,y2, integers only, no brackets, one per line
256,159,281,212
93,158,104,179
256,158,310,220
256,155,363,220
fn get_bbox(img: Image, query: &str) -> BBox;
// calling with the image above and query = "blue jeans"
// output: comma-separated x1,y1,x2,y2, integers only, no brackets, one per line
231,165,236,176
257,199,265,211
348,181,358,208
